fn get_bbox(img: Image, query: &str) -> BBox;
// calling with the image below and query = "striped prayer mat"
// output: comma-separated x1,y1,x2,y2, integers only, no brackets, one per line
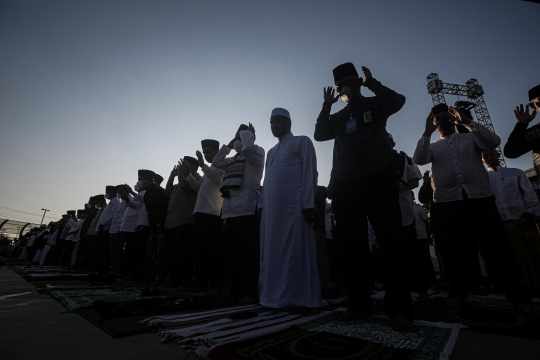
141,306,336,357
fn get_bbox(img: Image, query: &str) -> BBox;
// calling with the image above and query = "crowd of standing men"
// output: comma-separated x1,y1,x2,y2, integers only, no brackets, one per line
11,62,540,331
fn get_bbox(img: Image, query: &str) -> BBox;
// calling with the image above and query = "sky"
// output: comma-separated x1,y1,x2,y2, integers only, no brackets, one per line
0,0,539,223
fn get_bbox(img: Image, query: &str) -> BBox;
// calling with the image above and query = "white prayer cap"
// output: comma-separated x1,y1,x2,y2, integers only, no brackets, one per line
271,107,291,120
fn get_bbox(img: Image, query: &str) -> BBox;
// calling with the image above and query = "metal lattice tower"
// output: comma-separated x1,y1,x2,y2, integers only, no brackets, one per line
426,73,506,167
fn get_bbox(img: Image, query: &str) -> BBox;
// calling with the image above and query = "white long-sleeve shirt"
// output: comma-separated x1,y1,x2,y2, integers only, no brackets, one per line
96,197,119,232
212,130,265,219
120,194,140,232
488,166,540,221
109,197,127,234
132,190,150,226
399,154,422,226
186,164,225,217
413,122,500,203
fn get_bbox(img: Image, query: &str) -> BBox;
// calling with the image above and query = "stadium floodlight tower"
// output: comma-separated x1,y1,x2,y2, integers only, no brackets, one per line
426,73,506,167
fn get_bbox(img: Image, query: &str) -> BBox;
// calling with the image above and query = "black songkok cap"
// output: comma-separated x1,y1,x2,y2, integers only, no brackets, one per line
67,210,76,215
94,194,105,201
201,139,220,150
529,85,540,101
138,169,155,179
106,185,116,193
116,184,128,191
237,124,248,132
431,103,449,115
184,156,199,167
154,174,164,184
333,62,358,84
77,209,85,213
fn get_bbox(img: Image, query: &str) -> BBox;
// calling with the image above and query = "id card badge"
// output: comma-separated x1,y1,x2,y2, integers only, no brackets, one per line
345,118,357,134
363,111,373,123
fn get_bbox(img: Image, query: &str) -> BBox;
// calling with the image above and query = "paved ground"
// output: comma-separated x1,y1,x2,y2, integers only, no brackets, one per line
0,267,200,360
2,266,540,360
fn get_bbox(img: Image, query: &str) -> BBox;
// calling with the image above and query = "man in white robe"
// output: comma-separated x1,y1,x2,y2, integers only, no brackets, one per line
258,107,321,309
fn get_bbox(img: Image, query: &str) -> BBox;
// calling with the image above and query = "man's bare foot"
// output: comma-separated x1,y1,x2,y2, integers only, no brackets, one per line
516,302,540,315
337,308,373,322
391,314,417,332
238,295,258,304
418,293,433,303
444,297,463,307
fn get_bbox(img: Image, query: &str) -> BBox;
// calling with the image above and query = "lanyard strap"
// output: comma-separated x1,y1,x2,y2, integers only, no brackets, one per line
346,99,360,120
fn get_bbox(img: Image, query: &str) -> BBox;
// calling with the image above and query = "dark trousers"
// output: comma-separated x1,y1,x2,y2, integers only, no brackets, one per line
88,235,99,272
193,212,224,290
96,230,111,273
132,226,149,276
61,241,75,265
403,222,428,294
51,239,66,264
436,194,530,304
332,156,413,319
111,232,130,275
168,224,195,287
76,235,91,269
225,215,260,298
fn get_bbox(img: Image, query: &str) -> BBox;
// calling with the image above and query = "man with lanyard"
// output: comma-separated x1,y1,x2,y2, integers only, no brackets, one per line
314,63,412,330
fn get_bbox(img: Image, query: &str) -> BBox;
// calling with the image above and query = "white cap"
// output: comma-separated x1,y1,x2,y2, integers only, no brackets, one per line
271,107,291,120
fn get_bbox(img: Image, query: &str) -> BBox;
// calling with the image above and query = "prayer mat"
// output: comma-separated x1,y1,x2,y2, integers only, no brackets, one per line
23,272,89,281
44,287,165,312
299,313,461,360
209,326,415,360
31,280,89,288
142,306,335,357
417,298,540,340
76,307,154,338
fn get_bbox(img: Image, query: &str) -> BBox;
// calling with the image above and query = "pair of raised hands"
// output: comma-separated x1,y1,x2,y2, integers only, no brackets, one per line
424,107,472,136
323,66,372,104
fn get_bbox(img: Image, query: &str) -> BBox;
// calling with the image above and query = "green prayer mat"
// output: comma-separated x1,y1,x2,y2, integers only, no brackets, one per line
418,296,540,340
45,288,163,312
209,326,415,360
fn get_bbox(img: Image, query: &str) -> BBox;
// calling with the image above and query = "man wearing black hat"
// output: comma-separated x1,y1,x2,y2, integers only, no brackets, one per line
86,195,107,272
181,139,225,295
504,84,540,159
164,156,200,289
74,196,99,269
212,123,265,303
95,186,120,275
137,169,170,285
413,104,533,312
315,63,411,328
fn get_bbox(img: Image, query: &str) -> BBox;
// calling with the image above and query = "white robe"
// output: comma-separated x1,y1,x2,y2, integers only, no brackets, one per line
259,132,321,308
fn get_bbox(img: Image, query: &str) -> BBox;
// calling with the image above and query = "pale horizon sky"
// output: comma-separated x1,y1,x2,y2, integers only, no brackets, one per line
1,0,539,224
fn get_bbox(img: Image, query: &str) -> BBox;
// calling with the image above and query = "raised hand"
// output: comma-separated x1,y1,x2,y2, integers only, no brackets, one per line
323,86,339,104
170,165,180,177
423,112,437,137
514,104,537,124
195,150,205,167
423,170,430,184
177,159,190,176
448,107,472,126
360,66,372,87
248,122,256,134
